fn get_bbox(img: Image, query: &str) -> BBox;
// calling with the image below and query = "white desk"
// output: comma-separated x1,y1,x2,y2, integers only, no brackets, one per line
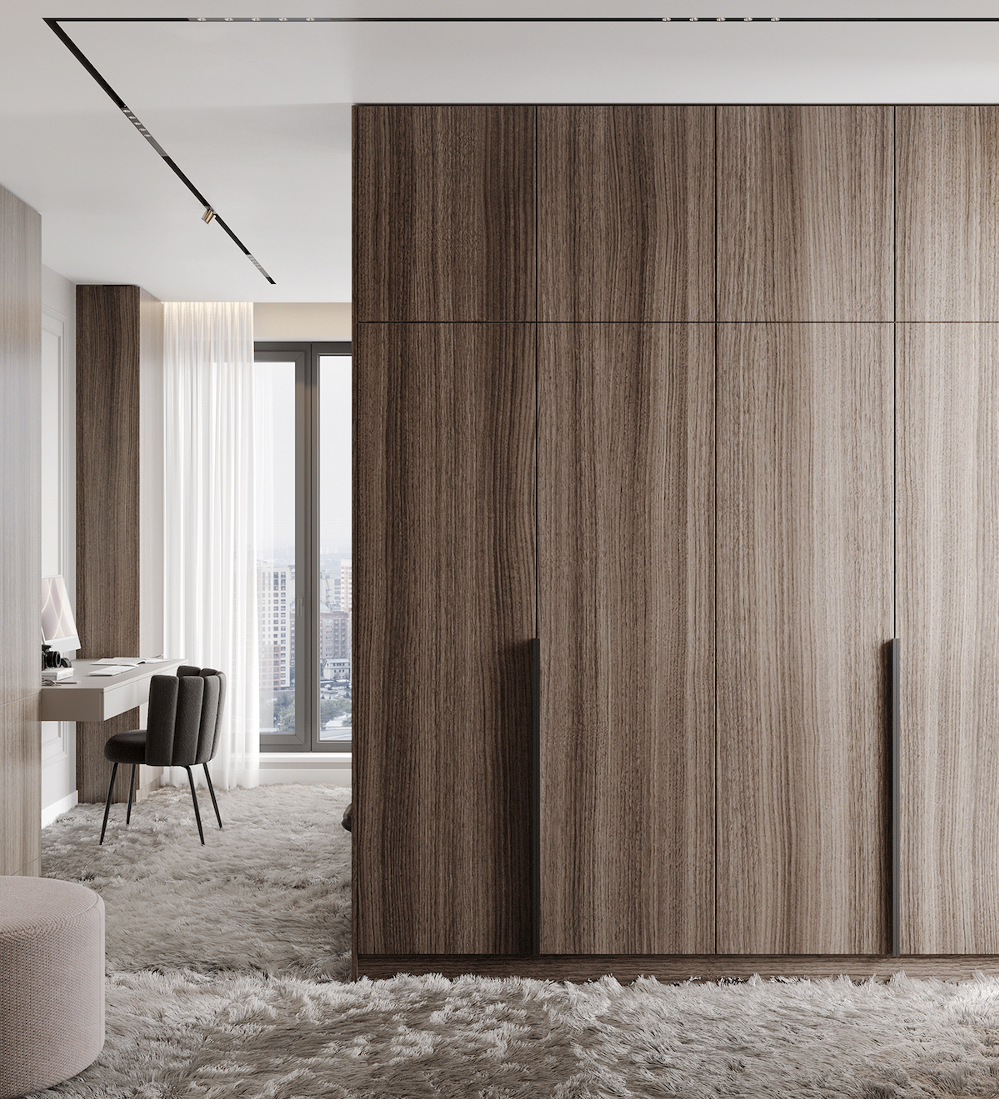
39,659,185,723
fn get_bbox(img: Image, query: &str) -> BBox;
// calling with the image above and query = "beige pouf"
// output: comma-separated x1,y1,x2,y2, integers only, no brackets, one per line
0,877,105,1098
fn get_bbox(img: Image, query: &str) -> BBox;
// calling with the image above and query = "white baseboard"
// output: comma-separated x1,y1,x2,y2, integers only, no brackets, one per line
41,789,79,828
259,753,352,787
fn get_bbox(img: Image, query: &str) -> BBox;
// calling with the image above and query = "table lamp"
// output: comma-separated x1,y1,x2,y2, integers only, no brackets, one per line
41,575,80,683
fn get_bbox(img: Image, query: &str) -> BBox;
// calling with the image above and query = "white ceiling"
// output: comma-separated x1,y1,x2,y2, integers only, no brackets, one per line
1,0,998,302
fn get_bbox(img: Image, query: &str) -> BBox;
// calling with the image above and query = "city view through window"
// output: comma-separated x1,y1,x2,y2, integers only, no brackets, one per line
255,348,351,749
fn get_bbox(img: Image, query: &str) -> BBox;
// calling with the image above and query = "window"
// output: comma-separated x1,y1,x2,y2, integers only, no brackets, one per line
254,341,351,752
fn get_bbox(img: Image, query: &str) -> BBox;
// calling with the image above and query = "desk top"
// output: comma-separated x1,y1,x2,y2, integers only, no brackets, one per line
39,658,185,723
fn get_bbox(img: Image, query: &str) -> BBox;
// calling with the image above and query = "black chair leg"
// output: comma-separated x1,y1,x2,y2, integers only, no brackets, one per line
185,766,205,845
203,763,223,830
99,762,118,845
125,764,137,825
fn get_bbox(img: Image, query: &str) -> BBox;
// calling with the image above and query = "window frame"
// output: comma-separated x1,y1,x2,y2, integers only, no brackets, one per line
255,340,352,754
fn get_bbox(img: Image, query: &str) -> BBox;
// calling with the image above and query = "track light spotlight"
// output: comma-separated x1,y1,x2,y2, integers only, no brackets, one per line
202,206,216,224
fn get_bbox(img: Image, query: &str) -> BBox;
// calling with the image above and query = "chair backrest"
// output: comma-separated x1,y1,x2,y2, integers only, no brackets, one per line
144,666,227,767
178,665,227,763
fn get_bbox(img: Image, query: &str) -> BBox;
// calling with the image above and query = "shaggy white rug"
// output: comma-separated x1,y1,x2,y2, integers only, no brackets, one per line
26,784,999,1098
40,783,352,981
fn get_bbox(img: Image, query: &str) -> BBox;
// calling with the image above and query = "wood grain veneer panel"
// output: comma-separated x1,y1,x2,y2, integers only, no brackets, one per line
718,106,893,322
897,324,999,953
0,185,41,707
538,106,714,321
77,286,141,662
538,323,714,954
717,323,893,955
897,107,999,321
76,710,139,806
353,106,535,322
356,953,999,983
0,694,41,876
76,286,161,803
354,322,536,955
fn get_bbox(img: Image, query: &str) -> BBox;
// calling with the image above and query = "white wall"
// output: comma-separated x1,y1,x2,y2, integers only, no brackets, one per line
253,302,350,341
40,266,77,825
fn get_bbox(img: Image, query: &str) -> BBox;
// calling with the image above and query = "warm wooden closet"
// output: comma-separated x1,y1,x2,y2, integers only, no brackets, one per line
353,103,999,979
896,107,999,955
715,106,894,955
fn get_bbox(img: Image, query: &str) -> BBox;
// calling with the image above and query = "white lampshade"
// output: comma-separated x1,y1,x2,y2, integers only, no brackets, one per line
41,575,80,653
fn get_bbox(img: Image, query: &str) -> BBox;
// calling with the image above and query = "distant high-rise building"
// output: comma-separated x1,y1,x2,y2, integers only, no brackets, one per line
320,606,351,664
340,558,352,613
258,564,295,690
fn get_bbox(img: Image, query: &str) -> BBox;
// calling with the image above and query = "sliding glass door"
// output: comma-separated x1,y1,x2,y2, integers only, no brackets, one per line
254,341,351,752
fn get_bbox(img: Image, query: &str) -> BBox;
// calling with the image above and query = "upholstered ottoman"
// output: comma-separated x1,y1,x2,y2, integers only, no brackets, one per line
0,877,105,1098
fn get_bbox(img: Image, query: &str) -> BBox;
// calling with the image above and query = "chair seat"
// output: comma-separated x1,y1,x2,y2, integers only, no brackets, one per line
103,729,147,765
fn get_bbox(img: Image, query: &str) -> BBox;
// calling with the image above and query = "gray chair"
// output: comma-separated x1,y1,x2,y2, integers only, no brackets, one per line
100,665,227,846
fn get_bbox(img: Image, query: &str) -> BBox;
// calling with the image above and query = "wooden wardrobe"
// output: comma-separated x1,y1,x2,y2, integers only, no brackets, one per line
353,104,999,980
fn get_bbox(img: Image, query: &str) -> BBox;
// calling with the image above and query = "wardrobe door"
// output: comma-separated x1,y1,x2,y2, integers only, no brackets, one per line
354,323,536,956
538,106,714,322
897,107,999,321
717,323,893,954
353,105,535,323
717,106,892,322
898,324,999,953
539,323,715,954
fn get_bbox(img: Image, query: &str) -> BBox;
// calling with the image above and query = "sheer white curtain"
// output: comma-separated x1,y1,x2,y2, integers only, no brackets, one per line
162,302,259,789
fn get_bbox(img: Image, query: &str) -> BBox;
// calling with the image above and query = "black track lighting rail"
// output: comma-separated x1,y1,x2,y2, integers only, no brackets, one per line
45,17,276,284
47,16,999,23
44,13,999,283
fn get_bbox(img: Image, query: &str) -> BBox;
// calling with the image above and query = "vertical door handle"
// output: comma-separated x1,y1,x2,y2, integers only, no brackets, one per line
891,637,901,958
532,637,541,957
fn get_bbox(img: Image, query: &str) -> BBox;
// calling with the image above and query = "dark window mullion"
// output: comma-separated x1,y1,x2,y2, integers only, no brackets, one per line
255,340,352,754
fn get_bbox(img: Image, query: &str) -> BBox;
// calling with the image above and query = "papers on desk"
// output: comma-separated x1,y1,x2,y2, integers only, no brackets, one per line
88,665,131,677
93,657,161,666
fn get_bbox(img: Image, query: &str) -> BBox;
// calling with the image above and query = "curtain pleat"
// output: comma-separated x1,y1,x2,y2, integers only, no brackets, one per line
162,302,259,789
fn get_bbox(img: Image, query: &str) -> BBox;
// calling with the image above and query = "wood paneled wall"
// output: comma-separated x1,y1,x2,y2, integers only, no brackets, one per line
897,107,999,321
353,106,535,322
76,286,162,804
355,103,999,971
897,325,999,954
538,106,714,321
894,106,999,953
354,323,536,955
716,323,893,954
0,183,41,876
718,106,893,321
539,324,715,954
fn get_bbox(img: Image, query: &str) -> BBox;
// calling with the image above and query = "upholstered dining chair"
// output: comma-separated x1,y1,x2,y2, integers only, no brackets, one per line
99,666,227,846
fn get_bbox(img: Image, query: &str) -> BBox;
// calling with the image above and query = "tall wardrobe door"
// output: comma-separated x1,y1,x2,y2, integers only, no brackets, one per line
717,106,892,322
716,323,893,955
538,106,714,322
354,323,536,955
353,105,536,323
897,325,999,954
897,107,999,321
538,323,715,955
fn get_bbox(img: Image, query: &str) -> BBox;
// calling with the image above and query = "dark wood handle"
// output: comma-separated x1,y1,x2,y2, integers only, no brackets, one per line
892,637,901,958
532,637,541,957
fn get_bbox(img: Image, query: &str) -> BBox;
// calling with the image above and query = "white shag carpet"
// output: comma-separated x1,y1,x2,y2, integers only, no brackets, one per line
22,783,999,1097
